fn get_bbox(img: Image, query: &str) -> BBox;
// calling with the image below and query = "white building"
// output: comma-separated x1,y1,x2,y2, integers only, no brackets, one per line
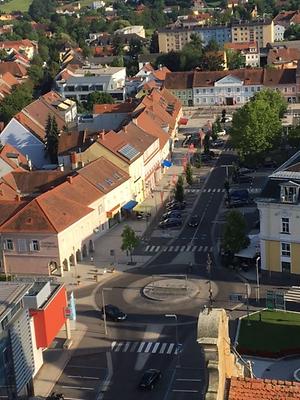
55,66,126,102
115,25,145,38
274,24,286,42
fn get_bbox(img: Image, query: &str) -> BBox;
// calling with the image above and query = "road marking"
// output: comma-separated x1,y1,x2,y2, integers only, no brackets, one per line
176,378,202,382
152,342,160,353
114,342,123,352
130,342,139,352
123,342,131,352
207,188,211,192
145,245,151,251
144,342,153,352
159,343,168,353
203,246,208,252
149,246,156,252
111,341,117,350
192,246,197,251
64,397,85,400
180,246,186,252
198,246,203,252
67,375,100,380
174,245,180,251
186,245,191,251
166,343,174,354
172,389,199,393
212,188,216,192
154,246,160,252
169,246,174,252
62,386,94,391
137,342,146,353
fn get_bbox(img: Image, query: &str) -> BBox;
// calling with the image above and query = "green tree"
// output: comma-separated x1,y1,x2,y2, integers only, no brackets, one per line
174,175,184,202
226,50,246,70
231,92,283,159
121,225,139,264
28,64,44,86
287,125,300,148
128,37,144,59
0,82,33,124
45,115,59,164
110,55,124,67
0,49,7,61
203,133,211,154
112,34,125,56
251,88,287,118
86,92,115,112
222,210,250,255
185,163,193,185
156,51,181,71
29,0,55,21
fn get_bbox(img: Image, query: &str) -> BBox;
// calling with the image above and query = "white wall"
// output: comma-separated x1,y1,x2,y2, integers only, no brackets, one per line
29,317,44,377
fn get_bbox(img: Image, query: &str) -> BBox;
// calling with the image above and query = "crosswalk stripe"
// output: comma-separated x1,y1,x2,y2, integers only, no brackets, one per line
149,246,156,252
198,246,203,252
204,246,208,252
207,188,211,192
144,342,153,353
154,246,160,252
111,341,117,350
137,342,146,353
212,189,216,192
166,343,175,354
145,245,151,251
180,246,186,252
174,246,180,251
285,286,300,302
123,342,131,352
152,343,160,353
192,245,197,251
186,245,192,251
115,342,123,352
130,342,139,352
159,343,168,354
168,246,174,252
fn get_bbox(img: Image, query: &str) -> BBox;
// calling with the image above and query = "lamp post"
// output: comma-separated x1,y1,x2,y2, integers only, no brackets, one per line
256,256,261,303
102,288,112,335
207,253,213,310
165,314,180,367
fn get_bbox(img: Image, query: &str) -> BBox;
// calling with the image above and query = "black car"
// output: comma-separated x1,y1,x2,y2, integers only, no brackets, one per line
161,211,182,220
233,174,253,184
167,201,186,211
101,304,127,321
226,198,254,208
211,139,224,148
139,369,162,390
188,215,199,227
159,218,182,229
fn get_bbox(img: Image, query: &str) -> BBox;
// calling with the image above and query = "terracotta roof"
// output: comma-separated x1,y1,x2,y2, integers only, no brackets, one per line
192,68,263,87
0,191,93,233
152,66,171,81
0,61,28,78
228,377,300,399
273,10,300,26
0,143,28,170
1,71,18,86
135,108,169,150
141,63,155,72
0,180,19,201
224,41,258,51
165,71,195,89
0,200,26,225
0,39,35,49
263,68,296,85
93,102,137,114
142,80,159,90
58,130,85,155
78,156,129,193
267,47,300,65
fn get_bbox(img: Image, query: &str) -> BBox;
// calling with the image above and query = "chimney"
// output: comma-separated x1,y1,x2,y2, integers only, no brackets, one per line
82,129,87,143
67,175,73,184
133,118,138,126
124,125,128,133
70,152,78,170
15,194,21,201
100,130,105,140
28,159,32,171
59,164,64,172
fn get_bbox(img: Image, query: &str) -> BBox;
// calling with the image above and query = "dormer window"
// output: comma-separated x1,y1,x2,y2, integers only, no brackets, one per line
281,184,299,204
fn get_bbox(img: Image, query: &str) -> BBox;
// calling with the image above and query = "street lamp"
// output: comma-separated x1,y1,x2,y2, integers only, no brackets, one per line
207,253,213,310
256,256,261,303
165,314,180,367
102,288,112,335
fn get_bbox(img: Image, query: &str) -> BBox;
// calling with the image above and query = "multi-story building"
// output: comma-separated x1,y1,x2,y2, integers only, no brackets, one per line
164,71,194,106
164,67,298,106
158,24,232,52
257,153,300,275
55,65,126,102
273,11,300,42
224,41,260,67
231,19,274,48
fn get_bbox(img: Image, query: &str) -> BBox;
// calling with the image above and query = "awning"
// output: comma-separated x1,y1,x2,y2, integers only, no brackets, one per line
106,204,120,218
179,117,188,125
162,160,173,168
133,204,152,213
122,200,138,211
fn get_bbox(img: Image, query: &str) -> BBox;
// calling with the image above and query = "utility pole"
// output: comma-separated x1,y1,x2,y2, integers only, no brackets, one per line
256,256,260,303
207,253,213,311
245,283,251,326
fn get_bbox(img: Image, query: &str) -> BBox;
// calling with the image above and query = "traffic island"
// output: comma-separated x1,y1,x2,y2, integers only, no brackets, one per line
237,310,300,358
143,278,200,301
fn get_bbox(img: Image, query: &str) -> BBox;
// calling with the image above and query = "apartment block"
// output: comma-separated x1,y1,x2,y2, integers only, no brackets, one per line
231,19,274,48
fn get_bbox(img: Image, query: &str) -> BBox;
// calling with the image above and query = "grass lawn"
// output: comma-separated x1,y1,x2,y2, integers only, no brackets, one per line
237,310,300,355
0,0,32,12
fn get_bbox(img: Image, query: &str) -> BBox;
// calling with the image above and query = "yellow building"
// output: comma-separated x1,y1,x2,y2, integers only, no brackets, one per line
231,19,274,48
258,162,300,275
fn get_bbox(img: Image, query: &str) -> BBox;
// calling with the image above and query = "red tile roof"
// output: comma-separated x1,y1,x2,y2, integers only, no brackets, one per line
135,108,169,150
78,156,129,193
273,10,300,26
267,47,300,65
228,377,300,399
224,41,258,51
93,102,137,114
0,61,28,78
0,200,26,225
0,143,28,170
153,66,171,81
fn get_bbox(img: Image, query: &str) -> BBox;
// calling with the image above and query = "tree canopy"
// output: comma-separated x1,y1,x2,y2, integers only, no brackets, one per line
86,92,115,112
222,210,249,255
45,115,59,164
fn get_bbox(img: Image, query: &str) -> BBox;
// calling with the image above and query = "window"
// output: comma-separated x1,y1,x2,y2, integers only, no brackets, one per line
281,242,291,257
245,87,248,92
4,239,13,250
281,185,297,203
203,89,206,94
281,217,290,234
281,261,291,273
236,87,240,92
98,205,103,215
227,88,231,93
30,240,40,251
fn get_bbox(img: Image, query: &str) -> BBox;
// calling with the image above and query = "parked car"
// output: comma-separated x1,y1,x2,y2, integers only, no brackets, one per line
139,369,162,390
167,201,186,211
161,211,182,220
238,167,255,175
233,174,253,184
101,305,127,321
217,129,226,136
188,215,199,227
211,139,224,148
159,218,182,229
201,153,213,162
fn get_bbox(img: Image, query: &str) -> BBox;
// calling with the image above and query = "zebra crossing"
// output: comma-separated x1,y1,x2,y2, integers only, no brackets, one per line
111,341,181,355
186,188,225,194
222,147,235,152
284,286,300,303
144,244,213,253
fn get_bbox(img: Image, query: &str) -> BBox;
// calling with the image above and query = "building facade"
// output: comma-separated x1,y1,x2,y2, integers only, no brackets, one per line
257,155,300,275
224,41,260,67
231,19,274,48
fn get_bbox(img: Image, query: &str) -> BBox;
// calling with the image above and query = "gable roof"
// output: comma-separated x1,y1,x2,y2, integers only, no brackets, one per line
267,47,300,65
93,102,137,114
152,66,171,81
0,200,26,226
0,61,28,78
135,108,169,150
78,156,129,193
228,377,300,399
164,71,194,89
0,143,28,170
0,191,93,234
